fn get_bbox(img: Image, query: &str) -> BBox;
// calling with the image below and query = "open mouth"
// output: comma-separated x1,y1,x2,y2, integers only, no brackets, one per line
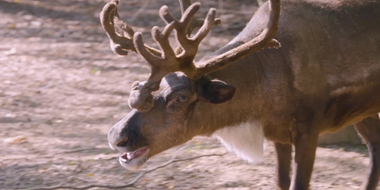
119,147,150,168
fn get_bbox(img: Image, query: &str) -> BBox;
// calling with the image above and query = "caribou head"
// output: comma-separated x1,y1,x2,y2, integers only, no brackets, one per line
101,0,280,170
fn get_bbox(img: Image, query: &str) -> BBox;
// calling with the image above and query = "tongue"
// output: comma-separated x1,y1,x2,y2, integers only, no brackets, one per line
123,147,148,160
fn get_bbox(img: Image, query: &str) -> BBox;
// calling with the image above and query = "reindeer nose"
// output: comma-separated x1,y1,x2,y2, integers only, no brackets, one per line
107,123,128,150
116,135,129,148
108,127,129,152
108,109,141,152
116,130,140,153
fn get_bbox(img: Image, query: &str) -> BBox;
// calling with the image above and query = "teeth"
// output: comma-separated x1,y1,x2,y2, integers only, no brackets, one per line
127,152,133,159
123,148,148,161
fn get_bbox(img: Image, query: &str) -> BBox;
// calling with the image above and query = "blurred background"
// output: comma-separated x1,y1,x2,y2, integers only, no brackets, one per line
0,0,370,189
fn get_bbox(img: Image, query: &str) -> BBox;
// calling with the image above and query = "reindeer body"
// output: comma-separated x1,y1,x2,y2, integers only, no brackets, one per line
102,0,380,189
207,0,380,143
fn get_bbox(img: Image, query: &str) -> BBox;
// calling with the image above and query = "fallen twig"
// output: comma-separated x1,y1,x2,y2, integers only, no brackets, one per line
58,148,99,154
27,143,227,190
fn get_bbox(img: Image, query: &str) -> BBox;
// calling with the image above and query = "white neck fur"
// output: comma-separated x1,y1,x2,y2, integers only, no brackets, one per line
212,122,265,162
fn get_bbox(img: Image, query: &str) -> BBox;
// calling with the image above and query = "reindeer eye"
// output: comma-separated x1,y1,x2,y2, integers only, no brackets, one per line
175,95,188,103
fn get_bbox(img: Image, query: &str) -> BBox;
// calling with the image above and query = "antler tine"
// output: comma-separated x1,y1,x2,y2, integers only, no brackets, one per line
100,0,129,55
133,22,177,68
100,0,161,56
174,3,202,59
160,1,221,37
193,0,281,79
152,24,177,64
178,0,222,35
157,3,219,74
159,1,221,56
191,8,217,44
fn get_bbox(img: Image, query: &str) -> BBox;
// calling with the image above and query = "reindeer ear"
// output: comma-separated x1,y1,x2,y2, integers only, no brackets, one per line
200,79,236,104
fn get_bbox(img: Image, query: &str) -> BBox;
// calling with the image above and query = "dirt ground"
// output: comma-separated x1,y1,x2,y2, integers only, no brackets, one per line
0,0,375,189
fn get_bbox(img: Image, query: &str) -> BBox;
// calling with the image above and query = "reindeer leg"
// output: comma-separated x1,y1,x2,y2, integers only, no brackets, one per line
275,142,292,190
354,115,380,190
290,132,319,190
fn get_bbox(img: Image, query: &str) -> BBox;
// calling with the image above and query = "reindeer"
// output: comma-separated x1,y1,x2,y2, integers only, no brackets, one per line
100,0,380,189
